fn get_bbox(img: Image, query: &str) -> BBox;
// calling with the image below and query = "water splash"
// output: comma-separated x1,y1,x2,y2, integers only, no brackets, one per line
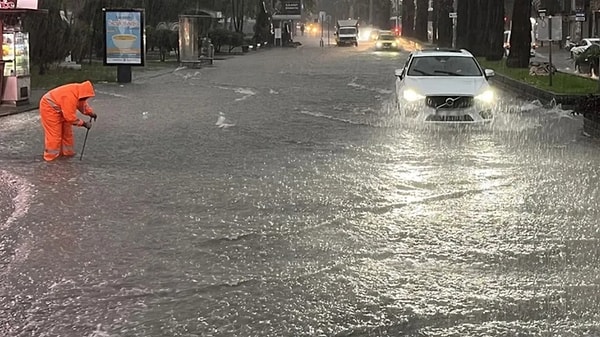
0,170,33,231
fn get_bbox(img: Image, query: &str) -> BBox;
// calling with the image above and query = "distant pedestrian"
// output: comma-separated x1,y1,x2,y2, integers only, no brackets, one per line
39,80,97,161
300,23,305,36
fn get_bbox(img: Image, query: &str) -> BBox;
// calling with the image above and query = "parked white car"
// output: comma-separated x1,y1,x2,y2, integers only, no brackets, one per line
570,38,600,58
395,48,496,124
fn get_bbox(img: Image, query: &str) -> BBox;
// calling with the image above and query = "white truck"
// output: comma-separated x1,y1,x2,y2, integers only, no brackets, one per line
335,19,359,47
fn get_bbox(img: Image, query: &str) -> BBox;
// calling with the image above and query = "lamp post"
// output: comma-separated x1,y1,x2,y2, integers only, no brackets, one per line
320,11,324,47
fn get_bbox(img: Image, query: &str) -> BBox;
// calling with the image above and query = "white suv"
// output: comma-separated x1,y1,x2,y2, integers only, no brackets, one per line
395,48,496,124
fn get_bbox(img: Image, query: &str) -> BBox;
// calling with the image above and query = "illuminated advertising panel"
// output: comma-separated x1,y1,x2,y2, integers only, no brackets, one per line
103,8,145,66
0,0,39,10
272,0,302,20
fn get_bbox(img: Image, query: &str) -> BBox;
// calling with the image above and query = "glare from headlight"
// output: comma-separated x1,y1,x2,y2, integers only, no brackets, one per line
475,90,494,103
376,42,382,48
391,42,397,47
403,89,425,102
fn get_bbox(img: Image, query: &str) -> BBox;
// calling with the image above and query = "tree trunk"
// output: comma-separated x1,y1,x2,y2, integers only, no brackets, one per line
436,0,453,47
469,0,487,56
401,0,415,37
455,0,468,48
414,0,429,42
485,0,505,61
431,0,439,43
506,0,532,68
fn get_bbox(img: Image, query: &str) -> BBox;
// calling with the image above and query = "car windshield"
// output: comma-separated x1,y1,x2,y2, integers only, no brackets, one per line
378,35,396,41
407,55,483,76
339,28,356,34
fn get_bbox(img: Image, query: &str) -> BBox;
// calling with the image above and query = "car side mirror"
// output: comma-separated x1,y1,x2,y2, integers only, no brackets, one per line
395,68,405,79
484,69,495,78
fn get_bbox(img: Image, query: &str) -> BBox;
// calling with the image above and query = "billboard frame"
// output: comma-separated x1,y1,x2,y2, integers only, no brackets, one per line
103,8,145,66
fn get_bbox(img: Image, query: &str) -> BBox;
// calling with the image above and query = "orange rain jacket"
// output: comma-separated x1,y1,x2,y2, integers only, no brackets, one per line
39,81,96,161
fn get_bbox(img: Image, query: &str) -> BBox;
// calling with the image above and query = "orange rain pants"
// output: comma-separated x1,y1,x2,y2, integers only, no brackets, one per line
39,81,95,161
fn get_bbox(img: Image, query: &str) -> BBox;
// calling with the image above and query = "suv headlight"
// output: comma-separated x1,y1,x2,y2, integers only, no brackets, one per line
475,90,494,103
403,89,425,102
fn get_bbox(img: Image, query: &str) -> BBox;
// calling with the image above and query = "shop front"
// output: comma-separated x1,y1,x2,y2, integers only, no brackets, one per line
0,0,39,107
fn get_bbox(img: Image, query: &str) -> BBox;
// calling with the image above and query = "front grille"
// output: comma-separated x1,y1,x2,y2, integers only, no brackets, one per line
426,96,474,109
426,114,474,122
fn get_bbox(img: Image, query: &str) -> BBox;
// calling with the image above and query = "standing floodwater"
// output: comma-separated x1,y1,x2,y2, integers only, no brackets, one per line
1,36,600,337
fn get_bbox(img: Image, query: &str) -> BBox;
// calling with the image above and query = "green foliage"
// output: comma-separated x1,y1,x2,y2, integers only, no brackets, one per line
153,28,178,61
478,58,599,95
24,3,71,74
208,28,244,53
30,63,116,90
228,31,244,51
253,2,272,45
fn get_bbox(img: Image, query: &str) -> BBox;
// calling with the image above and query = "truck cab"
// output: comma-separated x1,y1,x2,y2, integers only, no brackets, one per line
335,19,359,47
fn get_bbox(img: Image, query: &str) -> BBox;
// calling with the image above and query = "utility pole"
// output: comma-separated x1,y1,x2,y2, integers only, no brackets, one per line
549,15,553,87
452,0,458,48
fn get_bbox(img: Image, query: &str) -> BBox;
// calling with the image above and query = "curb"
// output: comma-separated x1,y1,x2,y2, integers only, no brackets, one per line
490,72,588,109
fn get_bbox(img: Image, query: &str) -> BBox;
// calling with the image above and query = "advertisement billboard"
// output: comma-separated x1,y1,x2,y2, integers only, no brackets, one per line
103,8,145,66
0,0,38,10
272,0,301,20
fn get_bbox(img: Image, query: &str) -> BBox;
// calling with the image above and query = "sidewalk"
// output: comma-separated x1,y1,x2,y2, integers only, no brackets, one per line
534,43,580,75
0,88,44,117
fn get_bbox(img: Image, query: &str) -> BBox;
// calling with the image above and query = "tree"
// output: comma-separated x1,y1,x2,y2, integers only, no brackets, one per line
484,0,504,61
455,0,467,48
401,0,415,37
435,0,453,47
231,0,245,32
414,0,428,42
253,0,272,44
24,0,71,75
506,0,532,68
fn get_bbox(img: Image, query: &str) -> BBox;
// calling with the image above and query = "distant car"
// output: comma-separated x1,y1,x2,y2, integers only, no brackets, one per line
503,30,536,57
358,26,380,41
394,48,496,124
369,29,380,40
377,30,393,37
375,33,399,51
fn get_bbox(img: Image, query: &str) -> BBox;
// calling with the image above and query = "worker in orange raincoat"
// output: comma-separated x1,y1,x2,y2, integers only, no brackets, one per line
39,81,97,161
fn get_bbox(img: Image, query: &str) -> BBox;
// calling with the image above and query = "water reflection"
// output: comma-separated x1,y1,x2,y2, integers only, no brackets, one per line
1,57,600,336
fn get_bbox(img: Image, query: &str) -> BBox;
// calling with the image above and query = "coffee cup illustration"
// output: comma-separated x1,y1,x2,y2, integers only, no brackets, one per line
112,34,137,50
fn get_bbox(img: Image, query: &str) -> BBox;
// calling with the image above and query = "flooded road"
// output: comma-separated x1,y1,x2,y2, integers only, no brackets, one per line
1,36,600,337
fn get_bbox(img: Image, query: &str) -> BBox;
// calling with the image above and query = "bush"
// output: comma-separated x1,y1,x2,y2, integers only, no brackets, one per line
228,32,244,52
208,28,244,53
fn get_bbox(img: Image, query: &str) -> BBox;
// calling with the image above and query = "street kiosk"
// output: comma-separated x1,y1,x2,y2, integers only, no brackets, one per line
0,0,39,106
